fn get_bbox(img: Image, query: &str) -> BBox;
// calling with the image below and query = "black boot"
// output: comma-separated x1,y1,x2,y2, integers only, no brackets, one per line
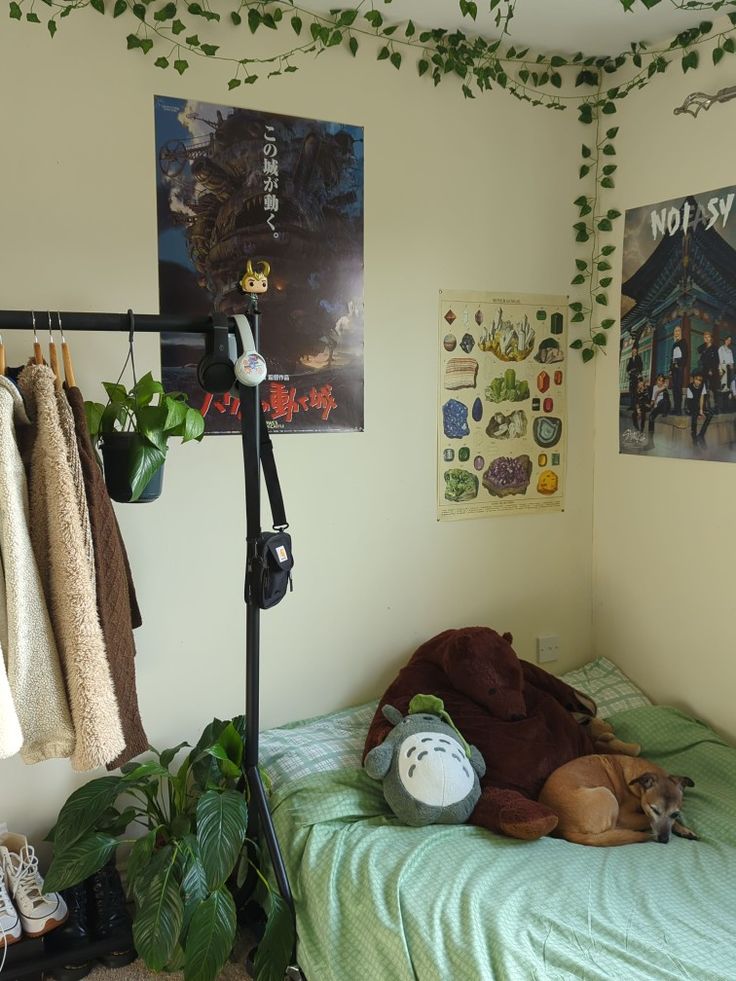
88,861,136,968
45,883,93,981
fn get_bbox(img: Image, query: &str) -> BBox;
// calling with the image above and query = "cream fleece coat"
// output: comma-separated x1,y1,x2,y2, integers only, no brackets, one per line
18,365,124,770
0,377,74,763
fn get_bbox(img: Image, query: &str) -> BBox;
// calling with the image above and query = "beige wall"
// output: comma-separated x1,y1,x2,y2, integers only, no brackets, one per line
592,47,736,742
0,12,593,838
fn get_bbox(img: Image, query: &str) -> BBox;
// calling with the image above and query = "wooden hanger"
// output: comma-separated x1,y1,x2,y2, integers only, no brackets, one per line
59,312,76,388
48,312,61,391
32,311,43,365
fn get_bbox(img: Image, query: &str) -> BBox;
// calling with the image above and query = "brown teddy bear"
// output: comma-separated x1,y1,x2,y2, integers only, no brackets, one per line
364,626,636,841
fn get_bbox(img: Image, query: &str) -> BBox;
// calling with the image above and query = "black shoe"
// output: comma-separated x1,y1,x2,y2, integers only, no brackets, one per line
45,883,93,980
88,861,136,968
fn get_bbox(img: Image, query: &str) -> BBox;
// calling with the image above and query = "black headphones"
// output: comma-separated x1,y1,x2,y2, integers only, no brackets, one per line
197,313,235,394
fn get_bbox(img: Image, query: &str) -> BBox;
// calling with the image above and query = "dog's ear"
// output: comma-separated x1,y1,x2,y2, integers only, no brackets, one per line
629,772,657,791
669,775,695,789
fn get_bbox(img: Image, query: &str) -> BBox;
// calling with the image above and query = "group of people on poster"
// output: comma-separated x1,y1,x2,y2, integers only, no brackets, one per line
626,328,736,448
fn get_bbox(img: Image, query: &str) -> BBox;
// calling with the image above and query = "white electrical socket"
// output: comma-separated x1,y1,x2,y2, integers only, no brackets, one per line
537,635,560,664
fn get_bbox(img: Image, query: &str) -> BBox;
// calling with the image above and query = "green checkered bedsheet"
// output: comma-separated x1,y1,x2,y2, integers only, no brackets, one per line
270,706,736,981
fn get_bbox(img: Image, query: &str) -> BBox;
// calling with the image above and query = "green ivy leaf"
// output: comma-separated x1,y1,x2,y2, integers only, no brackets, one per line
390,50,401,69
582,347,595,363
578,103,594,124
9,2,22,19
47,18,57,35
724,37,735,54
595,293,608,305
713,46,724,65
571,274,586,285
606,126,619,139
601,101,617,114
599,276,613,287
377,45,389,60
593,333,607,346
581,144,592,158
155,56,169,68
290,14,301,34
26,10,40,21
200,43,218,55
153,2,176,21
571,312,586,322
579,164,590,178
114,0,127,15
601,319,615,329
418,58,429,76
405,18,415,36
248,7,261,31
171,18,185,33
132,2,146,18
139,37,153,52
570,339,584,349
230,10,241,24
349,35,358,56
600,177,615,189
602,143,616,155
91,0,104,9
173,58,188,74
597,218,613,232
597,259,612,270
601,245,616,256
575,259,588,271
682,50,699,72
228,77,241,88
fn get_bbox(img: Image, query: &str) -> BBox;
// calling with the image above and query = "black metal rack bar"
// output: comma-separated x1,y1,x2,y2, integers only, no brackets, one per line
0,307,295,919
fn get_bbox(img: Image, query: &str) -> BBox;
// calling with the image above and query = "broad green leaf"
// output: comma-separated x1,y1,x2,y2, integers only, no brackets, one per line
114,0,127,15
44,832,117,893
180,838,209,910
133,843,174,905
196,790,248,890
128,440,166,502
570,339,584,349
136,405,169,452
349,36,358,56
207,745,241,780
601,318,615,328
582,347,595,363
133,848,183,970
183,888,237,981
133,371,164,406
53,777,124,852
9,2,22,18
593,333,607,346
125,829,156,897
122,759,171,783
290,14,301,33
47,18,57,35
84,401,105,438
103,381,129,404
160,741,191,769
252,891,295,981
182,406,206,443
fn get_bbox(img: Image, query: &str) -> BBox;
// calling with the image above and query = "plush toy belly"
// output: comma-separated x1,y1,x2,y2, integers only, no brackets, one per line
397,731,474,806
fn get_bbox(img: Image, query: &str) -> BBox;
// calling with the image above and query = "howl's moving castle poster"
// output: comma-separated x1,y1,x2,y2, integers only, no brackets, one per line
619,184,736,462
154,96,364,434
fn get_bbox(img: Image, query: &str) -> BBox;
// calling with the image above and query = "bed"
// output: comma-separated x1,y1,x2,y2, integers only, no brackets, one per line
260,659,735,981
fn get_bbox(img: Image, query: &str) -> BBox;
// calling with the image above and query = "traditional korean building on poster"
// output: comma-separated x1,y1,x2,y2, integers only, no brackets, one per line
619,185,736,463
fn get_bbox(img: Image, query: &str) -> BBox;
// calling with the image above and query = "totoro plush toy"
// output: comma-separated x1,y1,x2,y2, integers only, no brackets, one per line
364,695,486,827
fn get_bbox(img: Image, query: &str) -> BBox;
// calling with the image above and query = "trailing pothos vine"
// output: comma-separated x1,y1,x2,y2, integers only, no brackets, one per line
8,0,736,360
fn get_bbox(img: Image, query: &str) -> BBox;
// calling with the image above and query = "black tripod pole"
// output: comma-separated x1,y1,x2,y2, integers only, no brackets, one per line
240,295,295,917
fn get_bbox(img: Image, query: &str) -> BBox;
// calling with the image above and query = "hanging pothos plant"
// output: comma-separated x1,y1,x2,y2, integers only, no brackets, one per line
9,0,736,360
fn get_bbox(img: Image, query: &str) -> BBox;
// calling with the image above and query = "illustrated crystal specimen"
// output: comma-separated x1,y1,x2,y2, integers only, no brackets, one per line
537,371,550,394
543,398,554,413
475,309,484,326
554,370,563,385
445,309,457,325
460,333,475,354
472,397,483,423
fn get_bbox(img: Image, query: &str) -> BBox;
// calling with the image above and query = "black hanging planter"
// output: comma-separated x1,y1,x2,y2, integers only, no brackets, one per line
100,432,164,504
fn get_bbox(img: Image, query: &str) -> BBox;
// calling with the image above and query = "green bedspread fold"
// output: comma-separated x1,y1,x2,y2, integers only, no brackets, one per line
270,705,736,981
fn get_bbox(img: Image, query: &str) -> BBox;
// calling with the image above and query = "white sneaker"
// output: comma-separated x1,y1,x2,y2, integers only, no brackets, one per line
0,870,22,947
0,833,68,938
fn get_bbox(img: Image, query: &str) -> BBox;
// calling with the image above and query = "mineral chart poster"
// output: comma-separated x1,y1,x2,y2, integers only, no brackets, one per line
437,290,567,520
154,95,364,434
619,184,736,462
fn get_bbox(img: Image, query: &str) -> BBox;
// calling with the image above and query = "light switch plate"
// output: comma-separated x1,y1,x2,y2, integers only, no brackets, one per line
537,635,560,663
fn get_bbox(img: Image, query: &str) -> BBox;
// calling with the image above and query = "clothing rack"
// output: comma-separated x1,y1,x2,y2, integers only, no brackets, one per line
0,308,295,918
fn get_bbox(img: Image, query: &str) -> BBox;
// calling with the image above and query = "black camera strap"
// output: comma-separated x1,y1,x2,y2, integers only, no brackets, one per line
239,381,287,534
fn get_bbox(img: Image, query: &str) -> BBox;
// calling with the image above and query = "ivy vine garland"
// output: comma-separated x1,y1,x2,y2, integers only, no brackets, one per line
9,0,736,361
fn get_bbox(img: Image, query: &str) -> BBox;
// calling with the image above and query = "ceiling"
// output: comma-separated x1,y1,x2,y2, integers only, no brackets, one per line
311,0,709,54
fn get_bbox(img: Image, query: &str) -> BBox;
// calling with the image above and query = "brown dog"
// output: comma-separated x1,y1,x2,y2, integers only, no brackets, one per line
538,754,697,846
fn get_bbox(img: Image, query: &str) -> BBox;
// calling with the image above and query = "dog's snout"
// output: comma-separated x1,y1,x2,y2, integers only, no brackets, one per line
657,831,670,843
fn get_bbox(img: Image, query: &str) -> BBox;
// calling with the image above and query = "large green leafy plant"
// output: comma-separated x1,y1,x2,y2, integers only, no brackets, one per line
84,371,205,501
43,718,294,981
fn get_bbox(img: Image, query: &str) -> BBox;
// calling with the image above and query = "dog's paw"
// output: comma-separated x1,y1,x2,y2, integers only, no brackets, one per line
673,825,698,840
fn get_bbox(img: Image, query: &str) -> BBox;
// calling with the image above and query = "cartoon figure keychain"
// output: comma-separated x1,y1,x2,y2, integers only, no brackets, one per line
235,259,271,387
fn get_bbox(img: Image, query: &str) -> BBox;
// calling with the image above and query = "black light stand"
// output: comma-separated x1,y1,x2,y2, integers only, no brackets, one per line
0,308,295,919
